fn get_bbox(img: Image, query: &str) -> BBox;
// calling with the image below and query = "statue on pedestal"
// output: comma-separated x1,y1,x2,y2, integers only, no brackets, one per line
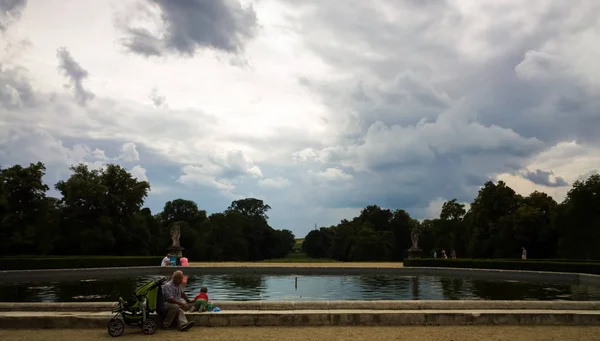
167,222,184,257
407,227,423,259
170,223,181,248
411,228,420,250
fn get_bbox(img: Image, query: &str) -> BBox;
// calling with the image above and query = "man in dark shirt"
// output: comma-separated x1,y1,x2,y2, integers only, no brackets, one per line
162,270,195,331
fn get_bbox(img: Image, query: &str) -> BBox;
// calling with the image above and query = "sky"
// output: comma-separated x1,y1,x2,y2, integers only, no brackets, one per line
1,0,599,238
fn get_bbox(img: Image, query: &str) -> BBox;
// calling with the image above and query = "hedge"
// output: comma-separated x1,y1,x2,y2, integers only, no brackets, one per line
403,258,600,275
0,256,164,270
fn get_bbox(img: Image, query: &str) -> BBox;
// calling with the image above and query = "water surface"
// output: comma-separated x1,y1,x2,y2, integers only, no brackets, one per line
2,274,599,302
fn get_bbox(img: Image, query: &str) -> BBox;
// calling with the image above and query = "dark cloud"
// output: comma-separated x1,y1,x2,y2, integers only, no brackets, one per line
120,0,258,57
0,64,36,109
0,0,27,32
285,0,600,216
522,169,568,187
56,47,94,106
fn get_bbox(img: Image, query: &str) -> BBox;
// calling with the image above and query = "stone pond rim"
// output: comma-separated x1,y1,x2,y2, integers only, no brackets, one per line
2,265,600,284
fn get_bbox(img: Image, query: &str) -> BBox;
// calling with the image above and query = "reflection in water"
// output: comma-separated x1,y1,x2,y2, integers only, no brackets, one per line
411,277,420,300
1,273,599,303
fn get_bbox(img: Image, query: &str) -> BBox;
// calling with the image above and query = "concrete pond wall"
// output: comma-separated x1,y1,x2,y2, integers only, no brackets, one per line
2,266,600,327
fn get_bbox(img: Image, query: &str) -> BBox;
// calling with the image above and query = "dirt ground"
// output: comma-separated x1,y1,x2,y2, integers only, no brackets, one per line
188,262,403,267
2,326,600,341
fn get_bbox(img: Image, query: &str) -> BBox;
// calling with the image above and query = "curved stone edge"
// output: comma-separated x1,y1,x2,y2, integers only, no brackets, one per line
1,300,599,312
1,310,600,328
2,265,600,282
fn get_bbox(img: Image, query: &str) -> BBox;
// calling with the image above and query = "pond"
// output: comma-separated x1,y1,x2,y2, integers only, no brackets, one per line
2,273,600,302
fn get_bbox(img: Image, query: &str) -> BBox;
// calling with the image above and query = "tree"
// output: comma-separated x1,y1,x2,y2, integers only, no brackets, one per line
54,163,150,255
0,162,56,255
302,227,333,258
226,198,271,221
555,174,600,259
159,199,207,227
513,191,558,259
435,199,468,256
466,181,523,258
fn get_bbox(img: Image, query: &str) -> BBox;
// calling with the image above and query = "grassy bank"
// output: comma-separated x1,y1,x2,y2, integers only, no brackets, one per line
263,252,337,263
404,258,600,275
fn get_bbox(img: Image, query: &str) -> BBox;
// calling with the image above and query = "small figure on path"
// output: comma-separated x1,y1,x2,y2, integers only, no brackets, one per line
441,249,447,259
161,270,196,331
433,250,437,259
522,247,527,260
451,249,456,259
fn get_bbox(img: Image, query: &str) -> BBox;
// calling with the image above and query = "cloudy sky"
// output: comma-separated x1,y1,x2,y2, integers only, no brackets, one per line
1,0,599,237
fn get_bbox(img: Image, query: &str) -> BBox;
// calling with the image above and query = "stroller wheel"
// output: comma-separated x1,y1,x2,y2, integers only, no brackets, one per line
142,320,157,335
108,318,125,337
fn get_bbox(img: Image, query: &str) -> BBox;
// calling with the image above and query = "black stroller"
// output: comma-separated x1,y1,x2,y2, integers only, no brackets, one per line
107,277,168,337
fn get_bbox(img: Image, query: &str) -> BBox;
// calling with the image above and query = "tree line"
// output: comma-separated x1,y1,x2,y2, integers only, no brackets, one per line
302,174,600,261
0,162,295,261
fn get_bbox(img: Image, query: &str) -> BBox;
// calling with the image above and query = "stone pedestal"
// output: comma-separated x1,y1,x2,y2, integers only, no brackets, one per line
407,247,423,259
167,246,185,258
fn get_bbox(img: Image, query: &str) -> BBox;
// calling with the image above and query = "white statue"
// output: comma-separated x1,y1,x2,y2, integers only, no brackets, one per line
411,228,420,249
170,223,181,247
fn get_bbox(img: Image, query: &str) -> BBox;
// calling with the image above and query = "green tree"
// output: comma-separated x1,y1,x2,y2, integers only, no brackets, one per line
226,198,271,222
513,191,558,259
466,181,523,258
158,199,207,227
0,162,57,255
555,174,600,259
302,227,333,258
54,163,150,255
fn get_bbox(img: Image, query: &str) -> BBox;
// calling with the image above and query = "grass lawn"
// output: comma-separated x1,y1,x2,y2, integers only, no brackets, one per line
263,252,337,263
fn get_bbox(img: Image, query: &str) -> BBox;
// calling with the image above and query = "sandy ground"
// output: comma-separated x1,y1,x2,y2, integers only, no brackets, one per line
2,326,600,341
188,262,403,268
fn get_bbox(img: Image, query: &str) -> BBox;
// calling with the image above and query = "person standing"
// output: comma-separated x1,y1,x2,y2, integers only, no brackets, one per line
522,247,527,260
451,249,456,259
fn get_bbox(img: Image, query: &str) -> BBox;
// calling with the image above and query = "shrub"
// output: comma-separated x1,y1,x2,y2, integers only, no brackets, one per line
0,256,164,270
403,258,600,275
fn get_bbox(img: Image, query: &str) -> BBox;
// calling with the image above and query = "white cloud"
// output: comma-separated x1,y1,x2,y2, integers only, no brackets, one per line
130,165,148,182
314,168,353,181
259,177,291,188
120,142,140,163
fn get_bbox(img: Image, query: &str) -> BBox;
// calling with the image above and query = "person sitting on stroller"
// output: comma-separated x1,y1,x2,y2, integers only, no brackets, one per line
190,286,211,312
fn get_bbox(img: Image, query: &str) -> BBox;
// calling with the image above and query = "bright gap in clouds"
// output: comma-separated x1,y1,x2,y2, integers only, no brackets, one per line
1,0,599,238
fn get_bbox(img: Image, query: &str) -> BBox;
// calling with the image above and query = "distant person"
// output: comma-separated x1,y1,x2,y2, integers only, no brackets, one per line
433,251,437,259
161,254,173,267
451,249,456,259
180,256,189,266
441,249,447,259
522,247,527,260
162,270,195,331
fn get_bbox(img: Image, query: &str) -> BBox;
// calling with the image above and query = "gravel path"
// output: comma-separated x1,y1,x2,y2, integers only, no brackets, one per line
188,262,403,267
2,326,600,341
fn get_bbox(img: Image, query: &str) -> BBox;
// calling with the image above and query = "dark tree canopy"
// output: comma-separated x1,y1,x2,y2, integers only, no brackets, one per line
0,162,295,261
1,160,599,262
